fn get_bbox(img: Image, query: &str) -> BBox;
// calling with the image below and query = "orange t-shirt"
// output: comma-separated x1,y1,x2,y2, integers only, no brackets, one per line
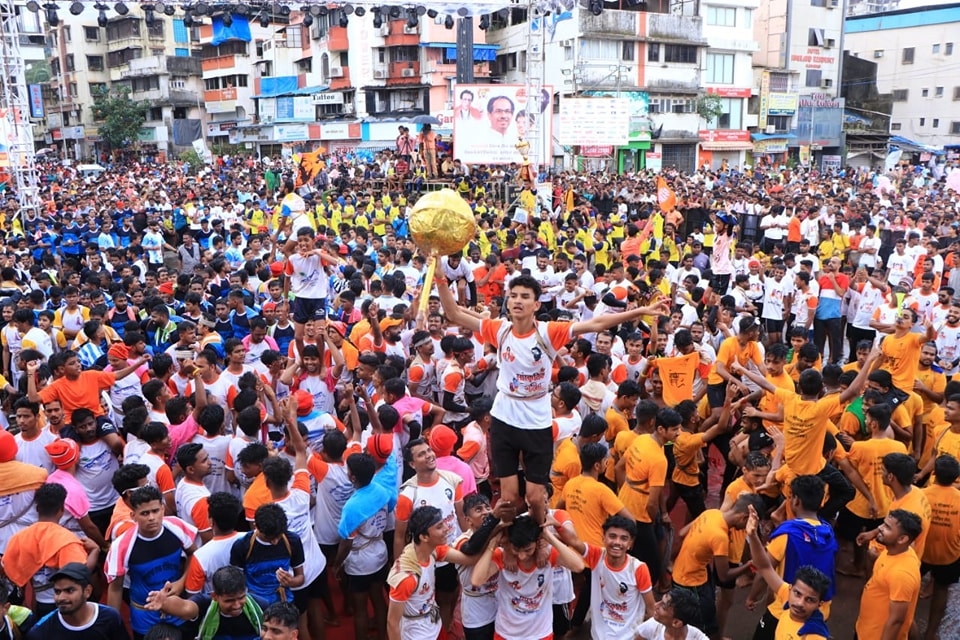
37,370,116,423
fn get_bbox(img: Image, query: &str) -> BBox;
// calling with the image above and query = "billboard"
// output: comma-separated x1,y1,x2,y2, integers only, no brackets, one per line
582,90,650,142
452,84,553,165
558,98,629,146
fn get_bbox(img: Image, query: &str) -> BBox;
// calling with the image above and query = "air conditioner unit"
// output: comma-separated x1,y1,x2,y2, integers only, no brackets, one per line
560,39,574,47
765,125,776,134
329,67,344,78
401,68,416,77
373,69,387,79
311,24,322,39
403,25,418,34
828,0,839,7
821,79,833,88
379,24,390,36
824,38,836,49
874,50,883,58
343,103,355,113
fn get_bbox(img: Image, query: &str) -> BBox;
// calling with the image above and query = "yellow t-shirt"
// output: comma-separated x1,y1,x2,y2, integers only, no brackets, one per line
771,583,828,639
880,332,924,393
707,337,763,385
845,438,907,519
855,548,921,640
549,438,580,508
618,434,666,523
774,388,841,476
561,475,626,548
672,509,729,587
672,431,706,487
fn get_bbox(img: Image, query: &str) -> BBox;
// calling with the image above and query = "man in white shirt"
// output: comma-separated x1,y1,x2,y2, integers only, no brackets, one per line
636,588,709,640
884,238,915,287
759,207,786,254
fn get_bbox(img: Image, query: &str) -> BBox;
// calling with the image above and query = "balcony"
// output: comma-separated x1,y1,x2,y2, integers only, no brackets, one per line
646,12,706,46
202,55,238,72
645,76,701,94
388,61,420,84
327,26,349,51
385,20,419,47
579,10,638,37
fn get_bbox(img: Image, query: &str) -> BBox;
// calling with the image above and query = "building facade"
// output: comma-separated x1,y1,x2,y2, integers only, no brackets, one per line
845,2,960,154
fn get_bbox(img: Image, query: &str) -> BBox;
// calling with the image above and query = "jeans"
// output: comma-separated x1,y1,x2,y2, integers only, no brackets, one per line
814,316,843,363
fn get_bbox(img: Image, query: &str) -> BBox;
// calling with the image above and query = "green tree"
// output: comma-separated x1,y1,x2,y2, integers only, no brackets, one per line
696,93,724,123
25,61,52,84
91,86,150,151
178,149,202,174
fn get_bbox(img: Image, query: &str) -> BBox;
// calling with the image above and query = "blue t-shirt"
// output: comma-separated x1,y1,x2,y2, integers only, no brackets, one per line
229,532,305,606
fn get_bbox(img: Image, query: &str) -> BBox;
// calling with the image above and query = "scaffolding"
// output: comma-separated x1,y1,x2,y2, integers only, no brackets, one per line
0,0,41,219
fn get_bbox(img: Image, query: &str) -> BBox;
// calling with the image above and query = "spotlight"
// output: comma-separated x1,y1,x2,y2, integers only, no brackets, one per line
142,3,156,26
457,7,468,16
258,10,270,26
153,1,164,12
317,6,328,15
588,0,602,16
182,9,193,25
444,14,453,28
235,3,251,16
406,9,417,28
26,1,40,12
193,2,208,16
163,4,174,15
69,1,82,15
302,12,312,27
221,11,232,26
426,8,437,18
338,11,348,27
114,1,128,15
95,1,108,25
388,6,400,18
279,5,291,16
354,6,365,16
371,7,382,28
479,14,489,29
342,3,353,14
415,5,425,15
44,3,60,26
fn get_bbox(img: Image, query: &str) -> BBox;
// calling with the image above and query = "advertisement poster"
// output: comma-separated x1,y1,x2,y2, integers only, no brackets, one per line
559,98,629,146
582,90,650,142
452,84,553,165
646,151,662,172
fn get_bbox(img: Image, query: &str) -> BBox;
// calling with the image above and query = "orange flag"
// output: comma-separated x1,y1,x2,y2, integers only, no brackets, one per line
656,351,699,406
657,175,677,212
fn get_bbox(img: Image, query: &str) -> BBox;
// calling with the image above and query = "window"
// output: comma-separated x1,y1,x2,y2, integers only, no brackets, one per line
743,8,752,27
107,47,142,67
805,69,822,87
808,28,825,47
173,18,188,44
147,21,164,38
63,26,71,42
87,55,104,72
951,122,960,134
622,41,634,61
390,46,419,63
648,96,695,114
519,50,527,73
936,86,944,97
891,122,902,130
707,97,743,129
933,119,939,128
65,54,75,72
954,87,960,100
170,76,186,89
922,88,929,97
873,50,883,58
767,115,790,132
175,48,189,57
902,47,914,64
564,43,573,60
768,72,790,92
89,82,107,96
69,82,77,97
256,40,264,57
933,43,941,54
84,26,100,41
920,117,926,126
647,43,660,62
892,89,909,101
285,25,302,48
580,39,619,60
706,53,734,84
664,44,696,64
947,43,954,55
707,6,736,26
131,76,160,92
810,0,825,5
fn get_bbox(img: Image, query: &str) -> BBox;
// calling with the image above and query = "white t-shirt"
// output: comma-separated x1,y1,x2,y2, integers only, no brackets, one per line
636,618,709,640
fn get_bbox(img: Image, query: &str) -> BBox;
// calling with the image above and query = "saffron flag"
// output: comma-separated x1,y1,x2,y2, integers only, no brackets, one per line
657,176,677,212
295,149,326,188
656,352,699,406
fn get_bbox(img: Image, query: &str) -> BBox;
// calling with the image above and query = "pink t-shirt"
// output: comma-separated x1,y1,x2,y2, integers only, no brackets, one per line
437,455,477,497
169,414,201,459
47,470,90,519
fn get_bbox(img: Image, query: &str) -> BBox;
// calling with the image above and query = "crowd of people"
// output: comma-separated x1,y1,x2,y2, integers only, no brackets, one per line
0,153,958,640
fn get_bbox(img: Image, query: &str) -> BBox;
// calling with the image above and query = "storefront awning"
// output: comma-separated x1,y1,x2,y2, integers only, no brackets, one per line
254,84,329,99
889,135,943,155
700,141,753,151
751,133,797,141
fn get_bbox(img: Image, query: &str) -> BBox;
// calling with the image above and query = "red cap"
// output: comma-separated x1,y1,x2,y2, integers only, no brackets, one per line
270,261,285,277
366,433,394,464
295,389,315,416
158,282,174,295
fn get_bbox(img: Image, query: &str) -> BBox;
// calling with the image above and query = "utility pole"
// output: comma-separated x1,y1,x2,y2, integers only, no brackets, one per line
456,17,474,84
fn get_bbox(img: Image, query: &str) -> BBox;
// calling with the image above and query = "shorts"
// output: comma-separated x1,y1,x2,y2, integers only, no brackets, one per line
764,318,784,334
347,563,389,592
292,297,327,323
435,563,458,593
921,558,960,587
489,416,553,486
835,507,882,543
292,571,327,612
710,273,731,294
714,562,741,590
706,382,728,409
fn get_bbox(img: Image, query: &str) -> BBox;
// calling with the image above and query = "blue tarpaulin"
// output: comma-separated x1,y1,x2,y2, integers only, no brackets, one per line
420,42,499,62
257,76,299,98
211,15,252,46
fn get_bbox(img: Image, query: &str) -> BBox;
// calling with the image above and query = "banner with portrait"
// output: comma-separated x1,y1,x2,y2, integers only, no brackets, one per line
452,84,553,166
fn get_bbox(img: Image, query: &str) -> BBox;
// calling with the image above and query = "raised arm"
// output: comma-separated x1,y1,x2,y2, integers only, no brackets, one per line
435,258,483,333
571,296,671,338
